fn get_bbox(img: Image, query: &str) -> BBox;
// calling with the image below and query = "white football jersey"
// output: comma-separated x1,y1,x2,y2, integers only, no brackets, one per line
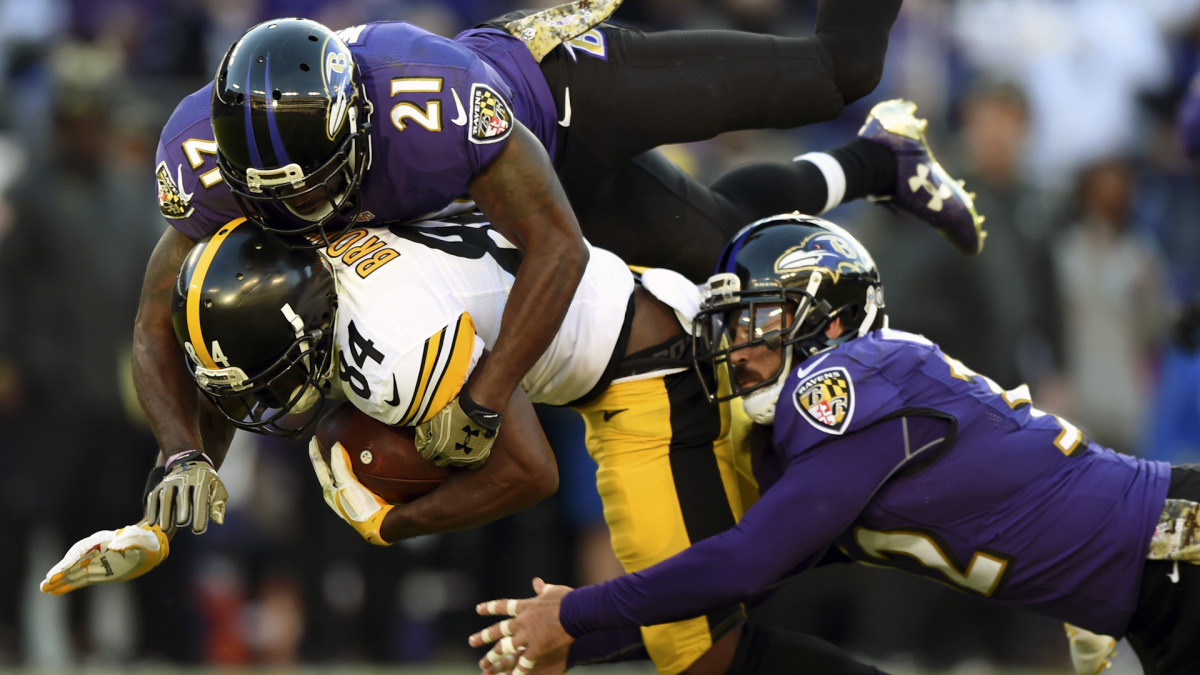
319,218,634,425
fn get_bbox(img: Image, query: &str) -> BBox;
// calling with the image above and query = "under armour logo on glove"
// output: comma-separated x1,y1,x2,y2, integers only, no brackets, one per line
415,391,504,469
907,163,954,212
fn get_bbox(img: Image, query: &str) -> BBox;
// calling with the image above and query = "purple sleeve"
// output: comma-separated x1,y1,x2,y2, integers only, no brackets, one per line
559,415,906,634
154,84,244,241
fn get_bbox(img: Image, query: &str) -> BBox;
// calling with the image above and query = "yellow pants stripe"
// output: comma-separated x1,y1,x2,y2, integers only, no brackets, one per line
574,370,747,674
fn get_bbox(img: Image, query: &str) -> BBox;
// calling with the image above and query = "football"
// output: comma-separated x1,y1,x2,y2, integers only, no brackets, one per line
314,401,454,504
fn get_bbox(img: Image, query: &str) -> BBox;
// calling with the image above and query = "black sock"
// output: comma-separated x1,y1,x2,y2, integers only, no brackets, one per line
826,138,897,200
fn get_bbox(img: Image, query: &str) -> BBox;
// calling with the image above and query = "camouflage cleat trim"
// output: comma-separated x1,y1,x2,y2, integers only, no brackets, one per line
1148,498,1200,561
859,99,988,256
503,0,624,62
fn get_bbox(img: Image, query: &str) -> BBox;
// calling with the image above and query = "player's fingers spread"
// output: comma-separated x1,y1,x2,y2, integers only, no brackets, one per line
515,654,537,675
478,599,517,617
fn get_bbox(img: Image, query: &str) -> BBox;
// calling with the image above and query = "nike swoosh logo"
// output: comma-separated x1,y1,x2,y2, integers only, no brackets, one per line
558,86,572,127
451,88,468,126
1168,560,1180,584
385,375,401,407
601,408,628,422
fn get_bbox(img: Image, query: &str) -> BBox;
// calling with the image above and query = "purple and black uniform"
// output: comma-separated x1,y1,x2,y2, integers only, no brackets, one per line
561,329,1170,639
156,23,552,242
156,4,906,280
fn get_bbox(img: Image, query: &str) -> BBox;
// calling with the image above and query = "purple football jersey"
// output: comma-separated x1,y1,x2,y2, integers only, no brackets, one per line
561,329,1169,638
155,23,555,241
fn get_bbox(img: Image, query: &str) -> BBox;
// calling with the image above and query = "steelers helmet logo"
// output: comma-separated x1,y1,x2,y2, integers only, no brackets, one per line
468,83,512,144
156,161,194,220
792,366,855,434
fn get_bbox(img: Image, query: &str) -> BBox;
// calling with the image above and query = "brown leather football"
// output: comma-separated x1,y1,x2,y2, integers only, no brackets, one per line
314,401,453,504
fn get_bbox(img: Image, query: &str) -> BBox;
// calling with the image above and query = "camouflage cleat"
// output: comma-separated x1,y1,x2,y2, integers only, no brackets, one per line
503,0,624,62
859,99,987,255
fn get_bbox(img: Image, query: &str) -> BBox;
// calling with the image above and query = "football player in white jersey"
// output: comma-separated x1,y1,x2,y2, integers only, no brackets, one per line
43,213,891,673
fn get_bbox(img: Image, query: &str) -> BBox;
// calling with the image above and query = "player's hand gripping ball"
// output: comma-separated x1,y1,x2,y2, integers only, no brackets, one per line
309,402,455,545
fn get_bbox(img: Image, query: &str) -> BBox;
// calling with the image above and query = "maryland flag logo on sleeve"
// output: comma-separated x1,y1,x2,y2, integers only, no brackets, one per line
156,161,194,219
793,366,855,434
468,83,513,144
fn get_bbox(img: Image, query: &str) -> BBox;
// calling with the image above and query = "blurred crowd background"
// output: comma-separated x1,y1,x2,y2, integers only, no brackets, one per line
1,0,1199,671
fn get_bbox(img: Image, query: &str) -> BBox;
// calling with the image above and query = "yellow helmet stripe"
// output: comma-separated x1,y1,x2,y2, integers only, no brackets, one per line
422,312,476,422
186,218,248,369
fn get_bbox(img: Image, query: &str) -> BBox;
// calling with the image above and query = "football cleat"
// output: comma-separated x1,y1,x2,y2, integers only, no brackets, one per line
859,99,987,256
1064,623,1117,675
503,0,624,62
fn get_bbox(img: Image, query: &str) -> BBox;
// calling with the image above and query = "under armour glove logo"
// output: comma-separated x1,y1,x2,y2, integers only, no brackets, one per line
415,390,505,469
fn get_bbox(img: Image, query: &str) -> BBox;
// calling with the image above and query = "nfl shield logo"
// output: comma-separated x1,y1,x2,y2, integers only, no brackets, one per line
793,367,855,434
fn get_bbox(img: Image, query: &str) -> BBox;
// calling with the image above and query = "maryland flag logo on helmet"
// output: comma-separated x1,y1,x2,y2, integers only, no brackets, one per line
793,366,855,434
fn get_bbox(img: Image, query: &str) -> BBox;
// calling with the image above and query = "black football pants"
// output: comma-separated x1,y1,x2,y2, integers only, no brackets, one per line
536,0,901,280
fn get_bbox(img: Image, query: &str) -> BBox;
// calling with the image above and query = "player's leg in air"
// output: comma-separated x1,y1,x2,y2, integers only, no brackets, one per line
492,0,984,280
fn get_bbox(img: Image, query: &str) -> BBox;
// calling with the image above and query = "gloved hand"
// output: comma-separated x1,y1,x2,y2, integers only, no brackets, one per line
144,449,228,534
415,390,503,468
308,436,394,546
1065,623,1117,675
40,523,169,595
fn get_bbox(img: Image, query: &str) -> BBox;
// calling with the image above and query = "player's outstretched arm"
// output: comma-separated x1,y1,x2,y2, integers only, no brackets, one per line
132,227,233,534
470,577,575,675
434,122,587,450
40,523,170,595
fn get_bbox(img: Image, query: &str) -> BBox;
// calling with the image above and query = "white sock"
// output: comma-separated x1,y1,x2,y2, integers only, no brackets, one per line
794,152,846,214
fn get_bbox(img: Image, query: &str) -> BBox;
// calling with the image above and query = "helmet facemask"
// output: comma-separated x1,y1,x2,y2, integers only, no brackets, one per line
188,325,335,438
211,18,374,249
694,271,826,421
173,217,340,438
692,213,885,425
219,102,371,250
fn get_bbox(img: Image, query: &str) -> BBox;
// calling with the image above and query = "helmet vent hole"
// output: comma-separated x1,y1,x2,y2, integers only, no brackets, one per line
234,93,244,105
203,299,213,309
272,89,282,101
236,273,244,281
300,63,310,72
257,56,265,64
308,34,319,42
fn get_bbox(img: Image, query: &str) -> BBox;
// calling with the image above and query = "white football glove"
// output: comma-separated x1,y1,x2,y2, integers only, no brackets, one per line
144,449,228,534
415,391,503,468
40,523,169,596
308,436,394,546
1065,623,1117,675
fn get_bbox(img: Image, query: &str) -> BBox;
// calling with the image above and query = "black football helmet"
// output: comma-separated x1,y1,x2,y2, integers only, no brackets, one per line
173,218,338,437
693,213,885,424
212,18,371,247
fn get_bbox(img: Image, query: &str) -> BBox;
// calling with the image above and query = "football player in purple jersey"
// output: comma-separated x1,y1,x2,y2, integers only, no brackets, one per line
471,213,1200,675
137,1,985,544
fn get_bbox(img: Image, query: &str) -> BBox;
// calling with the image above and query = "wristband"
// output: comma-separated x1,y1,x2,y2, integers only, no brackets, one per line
458,388,505,436
164,448,213,472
